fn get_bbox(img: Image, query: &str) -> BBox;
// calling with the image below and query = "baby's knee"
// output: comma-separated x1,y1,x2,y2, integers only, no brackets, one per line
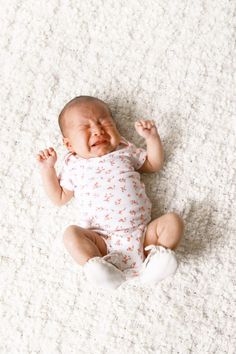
167,212,184,233
63,225,80,246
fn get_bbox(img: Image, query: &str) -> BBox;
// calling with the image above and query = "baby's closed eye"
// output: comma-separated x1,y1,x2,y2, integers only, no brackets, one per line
77,124,90,131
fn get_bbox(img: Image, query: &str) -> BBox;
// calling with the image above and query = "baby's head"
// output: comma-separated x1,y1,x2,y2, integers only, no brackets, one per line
58,96,121,159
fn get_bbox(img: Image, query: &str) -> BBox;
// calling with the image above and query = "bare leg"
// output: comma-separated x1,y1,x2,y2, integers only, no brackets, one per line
143,212,184,257
138,213,184,285
63,225,125,289
63,225,107,266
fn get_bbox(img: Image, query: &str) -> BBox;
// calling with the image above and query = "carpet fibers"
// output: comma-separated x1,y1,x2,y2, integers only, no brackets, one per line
0,1,235,353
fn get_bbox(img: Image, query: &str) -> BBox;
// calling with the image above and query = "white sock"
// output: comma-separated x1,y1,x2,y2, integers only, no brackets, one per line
83,256,126,290
139,246,178,285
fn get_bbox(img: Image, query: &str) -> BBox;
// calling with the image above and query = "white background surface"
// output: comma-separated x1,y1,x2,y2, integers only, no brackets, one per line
0,0,235,353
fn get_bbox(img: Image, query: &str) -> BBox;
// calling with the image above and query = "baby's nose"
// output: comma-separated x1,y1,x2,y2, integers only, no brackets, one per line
91,123,104,135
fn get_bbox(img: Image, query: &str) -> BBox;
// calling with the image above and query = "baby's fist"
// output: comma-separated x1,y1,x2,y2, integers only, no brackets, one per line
135,120,158,139
36,147,57,168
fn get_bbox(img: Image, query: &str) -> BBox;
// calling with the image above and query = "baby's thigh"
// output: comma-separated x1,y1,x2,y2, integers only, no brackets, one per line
83,228,108,257
64,225,108,257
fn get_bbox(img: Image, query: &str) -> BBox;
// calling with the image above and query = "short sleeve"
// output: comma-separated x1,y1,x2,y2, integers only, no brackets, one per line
129,143,147,170
57,154,74,191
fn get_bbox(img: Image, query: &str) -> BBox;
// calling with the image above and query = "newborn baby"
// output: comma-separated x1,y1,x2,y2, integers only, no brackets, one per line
37,96,184,289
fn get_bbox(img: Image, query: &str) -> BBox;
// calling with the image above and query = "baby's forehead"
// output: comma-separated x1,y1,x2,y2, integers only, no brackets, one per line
66,101,111,121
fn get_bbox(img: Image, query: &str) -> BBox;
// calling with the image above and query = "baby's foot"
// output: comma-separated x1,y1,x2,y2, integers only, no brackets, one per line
138,245,178,285
83,257,126,290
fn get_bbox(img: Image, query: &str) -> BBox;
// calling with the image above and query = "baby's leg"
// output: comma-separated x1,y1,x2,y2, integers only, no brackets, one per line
63,225,125,289
63,225,108,266
143,212,184,257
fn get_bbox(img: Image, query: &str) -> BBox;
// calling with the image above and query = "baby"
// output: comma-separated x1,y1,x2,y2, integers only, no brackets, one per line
36,96,184,289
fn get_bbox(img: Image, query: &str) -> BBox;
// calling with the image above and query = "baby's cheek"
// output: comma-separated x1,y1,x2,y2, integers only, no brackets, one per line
109,128,121,144
75,133,90,153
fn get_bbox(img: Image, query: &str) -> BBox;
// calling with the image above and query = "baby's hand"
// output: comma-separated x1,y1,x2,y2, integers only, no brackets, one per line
36,147,57,168
134,120,158,139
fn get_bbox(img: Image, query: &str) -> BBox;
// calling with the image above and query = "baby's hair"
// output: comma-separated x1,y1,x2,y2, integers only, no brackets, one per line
58,95,112,137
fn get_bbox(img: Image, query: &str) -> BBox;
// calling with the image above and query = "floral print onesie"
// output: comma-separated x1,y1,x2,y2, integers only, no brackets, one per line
58,136,152,278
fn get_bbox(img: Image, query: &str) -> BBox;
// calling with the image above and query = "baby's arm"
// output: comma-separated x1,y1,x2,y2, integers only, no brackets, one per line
135,120,164,173
36,147,74,206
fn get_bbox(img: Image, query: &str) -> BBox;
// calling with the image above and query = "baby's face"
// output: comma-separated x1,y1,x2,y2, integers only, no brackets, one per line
62,101,121,159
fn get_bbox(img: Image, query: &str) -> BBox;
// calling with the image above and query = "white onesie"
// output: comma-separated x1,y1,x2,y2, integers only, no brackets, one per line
58,136,152,278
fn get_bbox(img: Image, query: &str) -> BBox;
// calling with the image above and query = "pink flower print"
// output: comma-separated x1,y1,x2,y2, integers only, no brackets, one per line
136,192,143,198
105,169,112,174
127,193,131,198
115,239,121,246
96,167,105,174
130,219,136,227
105,214,112,221
127,245,134,252
118,208,125,215
98,159,106,164
135,234,142,241
130,262,137,269
109,160,115,166
131,200,138,205
140,214,146,222
93,182,101,189
137,244,143,253
96,207,104,211
118,178,125,183
104,193,113,202
118,217,126,223
139,206,145,212
115,198,122,205
122,255,131,265
129,210,136,216
120,186,126,192
126,235,132,242
107,185,115,190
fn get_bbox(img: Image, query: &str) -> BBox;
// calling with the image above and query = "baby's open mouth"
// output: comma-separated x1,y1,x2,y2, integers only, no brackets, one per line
91,140,107,147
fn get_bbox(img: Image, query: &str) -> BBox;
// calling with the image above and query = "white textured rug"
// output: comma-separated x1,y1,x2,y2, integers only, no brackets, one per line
1,1,235,353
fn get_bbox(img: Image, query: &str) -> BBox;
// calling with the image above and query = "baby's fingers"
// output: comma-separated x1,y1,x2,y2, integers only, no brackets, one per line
135,120,146,128
44,148,53,158
140,120,150,129
136,120,152,128
48,147,56,156
37,147,54,160
36,152,46,161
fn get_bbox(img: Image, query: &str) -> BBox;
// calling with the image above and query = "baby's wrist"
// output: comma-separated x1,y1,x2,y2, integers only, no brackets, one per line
145,133,160,143
39,164,56,172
